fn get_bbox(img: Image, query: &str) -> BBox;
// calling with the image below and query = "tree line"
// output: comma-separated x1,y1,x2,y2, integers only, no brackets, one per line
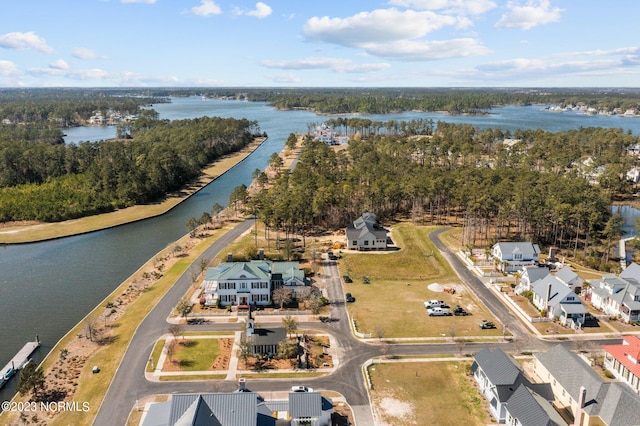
241,122,639,271
0,115,260,222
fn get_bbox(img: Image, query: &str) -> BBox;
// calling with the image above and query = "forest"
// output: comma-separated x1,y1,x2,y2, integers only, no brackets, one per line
244,123,639,271
0,114,260,222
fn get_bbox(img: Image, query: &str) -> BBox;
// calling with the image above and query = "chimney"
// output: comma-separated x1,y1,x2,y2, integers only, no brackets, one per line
573,386,586,426
238,378,246,391
227,253,233,262
546,283,552,310
259,249,264,260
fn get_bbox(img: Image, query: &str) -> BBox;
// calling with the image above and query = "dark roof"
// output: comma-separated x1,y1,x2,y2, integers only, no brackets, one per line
472,347,522,386
289,392,322,418
505,384,565,426
251,327,286,347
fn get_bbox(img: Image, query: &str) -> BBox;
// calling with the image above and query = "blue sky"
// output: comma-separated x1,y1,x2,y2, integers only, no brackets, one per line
1,0,639,87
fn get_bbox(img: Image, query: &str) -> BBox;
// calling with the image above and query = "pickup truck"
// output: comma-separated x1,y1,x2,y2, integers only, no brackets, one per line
427,307,451,316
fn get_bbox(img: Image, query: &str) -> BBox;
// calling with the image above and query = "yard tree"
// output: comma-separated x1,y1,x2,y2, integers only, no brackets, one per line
176,298,192,320
285,133,297,151
237,336,253,368
272,287,293,309
186,217,199,238
282,315,298,337
169,324,184,340
17,362,46,399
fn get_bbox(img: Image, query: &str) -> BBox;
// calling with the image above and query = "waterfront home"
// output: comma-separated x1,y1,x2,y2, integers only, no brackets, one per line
491,242,540,273
202,260,308,307
531,275,587,327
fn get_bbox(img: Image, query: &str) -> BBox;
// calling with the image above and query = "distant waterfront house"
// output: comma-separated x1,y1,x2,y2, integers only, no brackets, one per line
603,335,640,394
534,344,640,426
491,242,540,273
141,390,333,426
202,260,308,307
345,212,388,251
472,347,555,423
531,275,587,327
587,262,640,322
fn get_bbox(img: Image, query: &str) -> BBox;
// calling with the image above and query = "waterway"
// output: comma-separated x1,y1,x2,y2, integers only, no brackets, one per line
2,97,640,402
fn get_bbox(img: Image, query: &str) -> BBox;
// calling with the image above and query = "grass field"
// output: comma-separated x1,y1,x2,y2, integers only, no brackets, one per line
340,224,501,337
169,338,221,371
369,361,489,426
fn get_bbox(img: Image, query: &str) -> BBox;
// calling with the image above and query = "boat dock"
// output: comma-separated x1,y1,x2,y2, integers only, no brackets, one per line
0,336,40,389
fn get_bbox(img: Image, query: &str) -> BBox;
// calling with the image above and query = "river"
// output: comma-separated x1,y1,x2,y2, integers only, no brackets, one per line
2,97,640,401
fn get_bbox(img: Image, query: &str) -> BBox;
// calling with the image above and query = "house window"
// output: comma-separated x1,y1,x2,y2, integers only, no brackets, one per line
352,240,357,245
566,296,574,301
514,253,523,260
364,240,369,246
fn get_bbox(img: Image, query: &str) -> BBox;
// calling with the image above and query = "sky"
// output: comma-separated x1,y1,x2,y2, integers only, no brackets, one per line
1,0,639,88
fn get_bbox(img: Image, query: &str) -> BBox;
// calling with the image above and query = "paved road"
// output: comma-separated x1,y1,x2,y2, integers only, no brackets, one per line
94,225,621,426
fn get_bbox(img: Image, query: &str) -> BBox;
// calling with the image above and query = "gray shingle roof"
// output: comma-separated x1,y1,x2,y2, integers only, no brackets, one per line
472,347,522,386
169,393,261,426
505,384,565,426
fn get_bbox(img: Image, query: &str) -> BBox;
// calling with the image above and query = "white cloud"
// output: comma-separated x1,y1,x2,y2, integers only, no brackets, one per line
304,9,487,61
191,0,222,17
388,0,497,15
0,31,54,53
0,60,19,76
365,38,490,60
560,46,639,58
121,0,157,3
72,47,101,59
262,57,390,73
247,2,272,19
49,59,69,70
495,0,563,30
267,72,301,84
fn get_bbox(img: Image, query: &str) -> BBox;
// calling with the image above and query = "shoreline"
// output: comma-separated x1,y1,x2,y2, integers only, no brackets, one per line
0,137,267,244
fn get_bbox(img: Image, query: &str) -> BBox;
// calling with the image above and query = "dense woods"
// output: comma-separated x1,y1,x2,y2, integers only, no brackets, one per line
0,116,259,222
246,123,639,271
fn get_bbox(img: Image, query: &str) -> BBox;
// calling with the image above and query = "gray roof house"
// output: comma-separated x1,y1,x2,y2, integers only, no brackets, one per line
504,384,567,426
516,265,551,295
534,344,640,426
492,242,541,273
531,275,587,327
345,212,388,251
472,348,554,423
555,267,584,294
588,263,640,322
142,391,333,426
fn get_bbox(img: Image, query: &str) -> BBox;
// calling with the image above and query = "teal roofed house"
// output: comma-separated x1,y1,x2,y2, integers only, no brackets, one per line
202,260,309,307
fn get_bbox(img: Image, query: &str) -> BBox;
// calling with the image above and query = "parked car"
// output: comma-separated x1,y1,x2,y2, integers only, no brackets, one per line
343,275,353,283
453,305,469,316
345,293,355,303
291,385,313,393
423,300,446,309
479,320,496,329
427,307,451,316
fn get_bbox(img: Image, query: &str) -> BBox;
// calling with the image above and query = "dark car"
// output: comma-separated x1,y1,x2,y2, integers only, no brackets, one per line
345,293,355,303
453,306,469,316
343,275,353,283
479,320,496,329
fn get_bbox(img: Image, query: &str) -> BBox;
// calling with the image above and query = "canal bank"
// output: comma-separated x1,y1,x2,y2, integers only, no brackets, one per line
0,137,267,244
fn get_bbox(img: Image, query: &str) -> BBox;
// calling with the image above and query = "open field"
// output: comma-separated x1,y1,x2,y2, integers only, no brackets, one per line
0,138,265,244
369,361,489,426
162,338,229,372
340,224,501,337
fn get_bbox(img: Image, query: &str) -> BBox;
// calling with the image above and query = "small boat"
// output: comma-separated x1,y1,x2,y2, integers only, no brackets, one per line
3,365,15,381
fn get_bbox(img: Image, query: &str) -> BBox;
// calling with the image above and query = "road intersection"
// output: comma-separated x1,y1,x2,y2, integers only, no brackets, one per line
94,221,621,426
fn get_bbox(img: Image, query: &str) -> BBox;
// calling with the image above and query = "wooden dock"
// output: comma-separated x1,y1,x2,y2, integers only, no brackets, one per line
0,336,40,388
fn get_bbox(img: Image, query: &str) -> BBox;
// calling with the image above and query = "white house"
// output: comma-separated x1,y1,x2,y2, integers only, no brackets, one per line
532,275,587,327
492,242,541,273
516,265,550,295
345,212,388,251
554,266,584,294
588,263,640,322
472,348,554,424
202,260,308,307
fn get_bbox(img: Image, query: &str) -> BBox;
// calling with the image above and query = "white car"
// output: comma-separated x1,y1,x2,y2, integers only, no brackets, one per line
423,300,445,308
291,385,313,393
427,307,451,316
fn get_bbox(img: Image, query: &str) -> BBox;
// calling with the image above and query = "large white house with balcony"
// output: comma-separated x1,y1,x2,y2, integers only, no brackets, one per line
202,260,308,307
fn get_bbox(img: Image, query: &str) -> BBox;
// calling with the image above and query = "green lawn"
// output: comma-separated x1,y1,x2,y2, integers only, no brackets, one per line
148,339,165,372
172,338,221,371
341,224,500,337
369,361,488,426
